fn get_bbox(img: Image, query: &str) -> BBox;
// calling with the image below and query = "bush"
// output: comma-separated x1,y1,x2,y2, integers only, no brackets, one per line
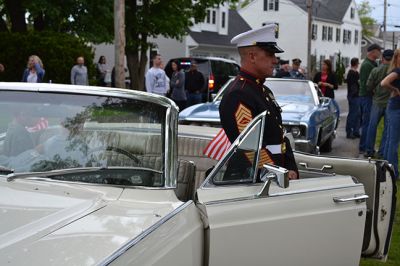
0,31,95,84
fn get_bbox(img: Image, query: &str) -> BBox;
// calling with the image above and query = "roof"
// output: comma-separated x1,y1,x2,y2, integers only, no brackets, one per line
188,10,251,47
291,0,352,23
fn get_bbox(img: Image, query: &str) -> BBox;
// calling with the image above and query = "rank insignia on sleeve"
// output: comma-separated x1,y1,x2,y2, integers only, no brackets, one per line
235,103,253,132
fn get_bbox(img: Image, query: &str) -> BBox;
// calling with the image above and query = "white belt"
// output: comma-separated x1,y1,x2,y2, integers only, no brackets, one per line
266,144,281,154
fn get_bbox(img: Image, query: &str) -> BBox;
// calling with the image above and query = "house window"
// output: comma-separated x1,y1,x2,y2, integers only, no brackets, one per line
328,27,333,41
264,0,279,11
348,30,352,44
350,7,355,19
354,30,359,44
221,12,226,28
336,28,340,42
206,10,210,23
343,29,347,43
322,26,327,41
319,55,326,70
275,23,279,38
212,10,216,24
312,24,318,40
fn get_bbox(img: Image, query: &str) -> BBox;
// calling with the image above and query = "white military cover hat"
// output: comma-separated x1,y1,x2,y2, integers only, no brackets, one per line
231,24,284,53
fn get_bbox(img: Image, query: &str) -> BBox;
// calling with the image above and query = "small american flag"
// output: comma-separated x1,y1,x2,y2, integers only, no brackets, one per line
26,117,49,132
203,128,231,161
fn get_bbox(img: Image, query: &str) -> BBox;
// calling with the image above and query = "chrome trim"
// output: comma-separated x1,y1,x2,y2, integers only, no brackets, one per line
99,201,194,266
165,105,178,189
202,181,365,206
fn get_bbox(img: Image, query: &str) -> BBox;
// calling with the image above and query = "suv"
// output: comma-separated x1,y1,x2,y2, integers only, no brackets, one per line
165,57,240,102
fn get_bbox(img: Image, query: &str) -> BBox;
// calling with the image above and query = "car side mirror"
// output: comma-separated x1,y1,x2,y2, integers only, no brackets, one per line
257,163,289,197
319,97,330,107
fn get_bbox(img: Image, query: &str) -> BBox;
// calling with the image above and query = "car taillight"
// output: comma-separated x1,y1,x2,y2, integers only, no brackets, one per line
208,74,215,91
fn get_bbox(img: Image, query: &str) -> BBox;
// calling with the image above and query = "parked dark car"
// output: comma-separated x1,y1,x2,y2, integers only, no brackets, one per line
165,57,240,102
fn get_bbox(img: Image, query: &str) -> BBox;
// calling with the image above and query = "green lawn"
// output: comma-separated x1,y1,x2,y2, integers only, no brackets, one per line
360,121,399,265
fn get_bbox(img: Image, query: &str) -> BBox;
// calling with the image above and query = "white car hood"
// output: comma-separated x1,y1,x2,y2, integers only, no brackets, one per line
0,178,182,265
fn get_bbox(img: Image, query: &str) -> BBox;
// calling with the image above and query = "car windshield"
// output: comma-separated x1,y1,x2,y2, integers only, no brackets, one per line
0,90,166,187
265,80,315,104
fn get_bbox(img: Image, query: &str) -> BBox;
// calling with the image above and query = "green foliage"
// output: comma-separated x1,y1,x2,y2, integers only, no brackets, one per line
0,0,114,44
0,32,95,84
357,1,377,37
335,52,345,85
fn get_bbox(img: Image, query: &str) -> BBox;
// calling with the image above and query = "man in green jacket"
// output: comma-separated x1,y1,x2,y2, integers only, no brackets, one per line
364,49,394,158
359,43,381,154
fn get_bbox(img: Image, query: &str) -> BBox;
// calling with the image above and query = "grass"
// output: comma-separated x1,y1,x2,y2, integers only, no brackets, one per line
360,121,399,265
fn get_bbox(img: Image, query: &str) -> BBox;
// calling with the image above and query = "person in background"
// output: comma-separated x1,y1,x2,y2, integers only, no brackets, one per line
364,49,394,158
96,56,108,86
313,59,338,99
358,43,382,154
22,55,45,83
345,57,361,139
71,56,88,85
275,59,291,78
170,60,187,111
0,63,5,81
381,48,400,180
185,61,205,106
145,54,168,96
289,58,305,79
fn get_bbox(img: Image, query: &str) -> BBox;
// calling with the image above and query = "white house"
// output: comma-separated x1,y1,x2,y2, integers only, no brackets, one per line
239,0,362,70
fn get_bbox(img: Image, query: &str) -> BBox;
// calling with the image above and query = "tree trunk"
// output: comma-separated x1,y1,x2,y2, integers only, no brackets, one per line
114,0,126,88
33,12,46,31
126,46,139,90
4,0,27,32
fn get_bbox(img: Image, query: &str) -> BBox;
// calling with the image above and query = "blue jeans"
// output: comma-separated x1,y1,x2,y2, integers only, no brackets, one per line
346,96,360,136
359,96,372,152
384,99,400,179
187,92,202,107
365,102,387,156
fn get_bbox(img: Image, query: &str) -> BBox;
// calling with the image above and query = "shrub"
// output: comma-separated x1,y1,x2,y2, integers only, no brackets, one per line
0,31,95,84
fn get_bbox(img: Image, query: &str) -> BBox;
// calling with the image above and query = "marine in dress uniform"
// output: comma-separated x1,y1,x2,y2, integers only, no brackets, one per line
219,24,298,179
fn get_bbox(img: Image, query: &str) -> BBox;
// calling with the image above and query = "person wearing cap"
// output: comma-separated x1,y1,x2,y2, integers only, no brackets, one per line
364,49,394,158
219,24,298,180
289,58,305,79
275,59,290,78
381,48,400,180
358,43,382,154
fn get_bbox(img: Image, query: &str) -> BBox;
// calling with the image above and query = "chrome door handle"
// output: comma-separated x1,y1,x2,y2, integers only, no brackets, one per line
299,162,333,171
333,194,369,203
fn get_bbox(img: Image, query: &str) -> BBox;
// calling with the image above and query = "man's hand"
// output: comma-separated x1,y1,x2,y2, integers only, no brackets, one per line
288,170,298,180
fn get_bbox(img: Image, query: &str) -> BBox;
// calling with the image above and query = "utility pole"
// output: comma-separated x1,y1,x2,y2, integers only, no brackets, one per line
383,0,387,49
307,0,313,79
114,0,126,88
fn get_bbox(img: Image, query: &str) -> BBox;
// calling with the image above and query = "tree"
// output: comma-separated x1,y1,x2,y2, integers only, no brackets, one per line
0,0,114,44
124,0,235,91
357,0,377,37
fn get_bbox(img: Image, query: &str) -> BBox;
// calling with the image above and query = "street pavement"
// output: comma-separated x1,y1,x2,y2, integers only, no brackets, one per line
320,84,361,158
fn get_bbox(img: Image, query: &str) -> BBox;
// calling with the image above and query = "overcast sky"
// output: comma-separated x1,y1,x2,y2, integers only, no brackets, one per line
355,0,400,31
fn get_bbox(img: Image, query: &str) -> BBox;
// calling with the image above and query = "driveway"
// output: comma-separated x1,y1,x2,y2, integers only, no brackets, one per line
320,85,361,158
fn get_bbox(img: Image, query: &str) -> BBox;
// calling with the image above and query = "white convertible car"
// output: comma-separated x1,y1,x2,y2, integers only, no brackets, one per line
0,83,396,266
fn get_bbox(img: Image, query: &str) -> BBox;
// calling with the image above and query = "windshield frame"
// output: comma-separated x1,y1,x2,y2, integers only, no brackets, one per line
0,82,179,189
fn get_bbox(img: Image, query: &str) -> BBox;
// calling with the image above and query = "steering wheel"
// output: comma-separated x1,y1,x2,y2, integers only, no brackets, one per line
88,146,143,167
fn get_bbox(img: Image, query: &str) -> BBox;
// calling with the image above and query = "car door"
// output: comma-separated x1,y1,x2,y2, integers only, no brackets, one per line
195,112,389,266
294,151,396,261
